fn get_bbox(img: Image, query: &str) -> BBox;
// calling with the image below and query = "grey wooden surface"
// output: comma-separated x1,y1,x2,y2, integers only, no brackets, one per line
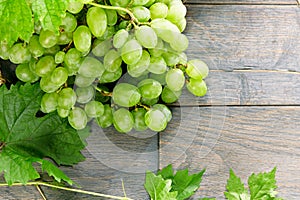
1,1,300,200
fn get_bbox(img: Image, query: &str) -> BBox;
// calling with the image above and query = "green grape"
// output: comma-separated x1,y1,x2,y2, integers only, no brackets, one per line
166,68,185,91
87,7,107,37
152,104,172,122
96,104,113,128
144,0,155,7
60,13,77,32
92,38,112,57
113,29,129,49
40,75,61,93
105,9,118,26
162,51,180,66
78,56,105,78
57,87,77,109
148,56,167,74
118,20,131,30
112,83,141,107
28,35,45,58
57,107,70,118
113,108,134,133
161,86,181,103
110,0,130,8
98,26,116,40
166,2,187,23
145,108,167,132
186,59,209,80
16,63,39,83
174,17,186,32
148,38,165,57
39,29,58,48
131,6,150,22
64,48,82,67
138,79,162,99
9,43,31,64
55,51,65,64
132,108,148,131
84,100,104,118
68,107,88,130
127,50,150,77
50,67,68,86
169,33,189,52
44,45,60,55
149,72,166,85
132,0,149,6
74,74,95,87
135,26,157,48
73,25,92,52
186,78,207,97
99,67,122,83
150,3,168,19
57,31,73,45
141,96,159,106
67,1,84,14
35,56,56,77
76,86,95,104
40,92,58,113
0,41,10,60
150,18,180,43
103,49,122,72
121,39,143,65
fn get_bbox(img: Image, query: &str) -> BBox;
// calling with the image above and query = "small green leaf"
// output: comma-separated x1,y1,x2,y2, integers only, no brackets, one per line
0,0,34,46
41,160,73,185
224,169,250,200
144,171,178,200
157,164,174,180
31,0,67,32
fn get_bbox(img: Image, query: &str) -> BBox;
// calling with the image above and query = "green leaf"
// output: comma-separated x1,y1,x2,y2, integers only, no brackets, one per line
0,0,34,46
172,168,205,200
0,83,87,185
224,169,250,200
144,171,178,200
248,168,279,200
31,0,67,32
157,164,174,180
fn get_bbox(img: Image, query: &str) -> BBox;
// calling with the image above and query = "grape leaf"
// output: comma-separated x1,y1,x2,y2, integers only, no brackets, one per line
224,169,250,200
144,171,178,200
172,168,205,200
31,0,67,33
157,164,174,180
0,83,87,185
0,0,34,46
41,159,72,185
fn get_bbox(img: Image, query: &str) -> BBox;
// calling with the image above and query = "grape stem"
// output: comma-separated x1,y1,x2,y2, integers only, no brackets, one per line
88,2,139,28
0,142,4,151
0,181,134,200
94,86,113,97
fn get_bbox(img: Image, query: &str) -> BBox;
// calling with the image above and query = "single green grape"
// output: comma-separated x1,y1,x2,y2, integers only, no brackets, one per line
186,78,207,97
39,29,58,48
78,56,105,78
161,86,181,103
103,49,122,72
60,13,77,32
150,3,168,19
105,9,118,26
74,74,96,87
87,7,107,37
57,107,70,118
169,33,189,52
35,56,56,77
76,85,95,104
28,35,45,58
64,48,82,69
121,39,143,65
144,108,167,132
40,92,59,113
132,108,148,131
135,26,157,49
99,67,122,84
73,25,92,53
67,1,84,14
150,18,180,43
113,29,129,49
9,43,31,64
84,100,105,118
15,63,39,83
186,59,209,80
39,75,61,93
166,2,187,23
68,107,88,130
55,51,65,64
127,50,150,77
96,104,113,128
112,83,141,107
57,87,77,110
152,104,172,122
113,108,134,133
165,68,185,91
138,79,162,99
131,6,150,22
148,56,167,74
92,38,112,57
50,67,68,86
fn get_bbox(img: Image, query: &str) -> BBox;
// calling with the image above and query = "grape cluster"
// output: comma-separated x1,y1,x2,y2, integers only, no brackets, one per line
0,0,209,132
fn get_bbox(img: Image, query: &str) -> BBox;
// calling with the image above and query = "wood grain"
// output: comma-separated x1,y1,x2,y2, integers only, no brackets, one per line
159,106,300,199
186,0,297,5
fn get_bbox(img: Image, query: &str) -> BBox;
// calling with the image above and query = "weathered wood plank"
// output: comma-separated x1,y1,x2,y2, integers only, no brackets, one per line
160,106,300,199
186,0,297,5
175,70,300,106
185,5,300,72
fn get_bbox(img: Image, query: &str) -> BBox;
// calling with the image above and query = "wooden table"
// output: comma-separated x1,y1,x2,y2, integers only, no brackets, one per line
2,0,300,199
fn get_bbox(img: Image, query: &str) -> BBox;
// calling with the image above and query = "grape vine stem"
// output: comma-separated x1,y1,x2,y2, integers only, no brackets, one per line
0,181,134,200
